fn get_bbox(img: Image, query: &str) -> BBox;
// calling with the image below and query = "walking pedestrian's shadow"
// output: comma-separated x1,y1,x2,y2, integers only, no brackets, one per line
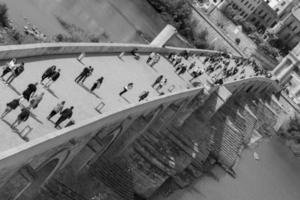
147,64,158,72
120,96,131,104
47,118,62,129
7,84,21,95
29,112,43,124
42,85,59,99
78,83,102,99
0,118,27,141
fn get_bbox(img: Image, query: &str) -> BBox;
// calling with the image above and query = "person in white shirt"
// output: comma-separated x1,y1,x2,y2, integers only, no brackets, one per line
1,58,16,78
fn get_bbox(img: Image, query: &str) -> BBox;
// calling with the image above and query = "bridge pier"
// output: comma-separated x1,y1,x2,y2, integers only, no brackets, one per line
150,25,177,47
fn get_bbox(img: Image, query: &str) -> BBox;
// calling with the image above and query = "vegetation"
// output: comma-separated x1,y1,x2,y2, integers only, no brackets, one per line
279,115,300,144
55,17,108,43
146,0,210,49
0,3,10,28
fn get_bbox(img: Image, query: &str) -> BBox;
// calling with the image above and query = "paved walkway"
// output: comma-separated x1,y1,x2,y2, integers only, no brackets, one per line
0,52,257,152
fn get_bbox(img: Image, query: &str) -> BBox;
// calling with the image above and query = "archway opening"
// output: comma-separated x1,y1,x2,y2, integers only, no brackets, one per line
14,159,59,200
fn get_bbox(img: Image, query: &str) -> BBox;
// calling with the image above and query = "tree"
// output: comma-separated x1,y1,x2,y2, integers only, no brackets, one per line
0,3,9,27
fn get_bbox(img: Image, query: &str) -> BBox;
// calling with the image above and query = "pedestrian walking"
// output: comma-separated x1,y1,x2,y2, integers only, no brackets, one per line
90,77,104,92
22,83,38,101
138,91,149,102
1,97,22,118
1,58,17,79
65,119,75,128
119,83,134,96
188,61,196,71
44,69,60,88
41,65,56,83
75,66,92,84
11,107,31,129
146,52,155,64
152,75,163,88
6,62,25,84
29,92,45,109
55,106,74,128
47,101,65,120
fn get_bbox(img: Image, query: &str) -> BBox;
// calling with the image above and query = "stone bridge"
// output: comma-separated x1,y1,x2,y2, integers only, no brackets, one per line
0,42,284,200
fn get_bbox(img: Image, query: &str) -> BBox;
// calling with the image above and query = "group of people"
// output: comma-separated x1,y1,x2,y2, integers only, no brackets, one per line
165,50,271,86
75,66,105,93
41,65,61,88
1,58,25,84
146,52,161,68
152,75,168,92
0,49,272,137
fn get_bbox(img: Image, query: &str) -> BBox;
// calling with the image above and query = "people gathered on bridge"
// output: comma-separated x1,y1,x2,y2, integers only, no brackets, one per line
0,49,273,141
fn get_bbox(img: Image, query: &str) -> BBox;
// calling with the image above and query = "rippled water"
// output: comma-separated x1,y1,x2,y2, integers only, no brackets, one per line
2,0,167,43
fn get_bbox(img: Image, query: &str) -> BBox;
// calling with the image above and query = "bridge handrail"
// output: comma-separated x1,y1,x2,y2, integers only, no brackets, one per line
0,42,243,61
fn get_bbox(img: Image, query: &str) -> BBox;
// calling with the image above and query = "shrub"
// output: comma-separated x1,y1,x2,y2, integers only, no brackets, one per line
0,3,9,27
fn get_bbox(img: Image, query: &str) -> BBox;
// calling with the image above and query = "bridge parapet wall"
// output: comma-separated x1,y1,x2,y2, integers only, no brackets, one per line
0,42,241,61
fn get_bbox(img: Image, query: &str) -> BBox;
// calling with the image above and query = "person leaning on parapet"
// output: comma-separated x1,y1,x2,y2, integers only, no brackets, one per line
5,62,25,84
41,65,56,83
47,101,65,120
1,58,17,79
22,82,38,101
11,106,31,129
1,97,23,118
55,106,74,128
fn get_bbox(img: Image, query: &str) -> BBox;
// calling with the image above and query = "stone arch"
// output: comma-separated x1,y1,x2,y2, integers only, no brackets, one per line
13,148,70,200
108,104,165,158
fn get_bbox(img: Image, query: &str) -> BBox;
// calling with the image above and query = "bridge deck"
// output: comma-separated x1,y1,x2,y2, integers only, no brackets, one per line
0,52,255,152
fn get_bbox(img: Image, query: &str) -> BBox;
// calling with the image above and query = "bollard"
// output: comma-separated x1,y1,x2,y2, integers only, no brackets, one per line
77,52,86,62
168,85,176,92
20,125,33,142
95,101,106,114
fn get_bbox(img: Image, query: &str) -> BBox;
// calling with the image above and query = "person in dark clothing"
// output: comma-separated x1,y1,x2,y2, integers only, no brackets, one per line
6,62,25,84
90,77,104,92
138,91,149,102
44,69,60,88
55,106,74,128
11,107,31,129
1,97,22,118
41,65,56,83
81,67,93,84
75,66,91,84
22,83,38,101
152,75,163,88
177,65,187,76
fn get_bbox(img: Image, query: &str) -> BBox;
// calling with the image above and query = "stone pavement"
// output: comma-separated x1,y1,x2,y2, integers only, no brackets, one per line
0,52,257,152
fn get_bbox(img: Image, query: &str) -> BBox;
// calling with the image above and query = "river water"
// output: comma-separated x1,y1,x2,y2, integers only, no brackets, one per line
151,136,300,200
2,0,168,44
